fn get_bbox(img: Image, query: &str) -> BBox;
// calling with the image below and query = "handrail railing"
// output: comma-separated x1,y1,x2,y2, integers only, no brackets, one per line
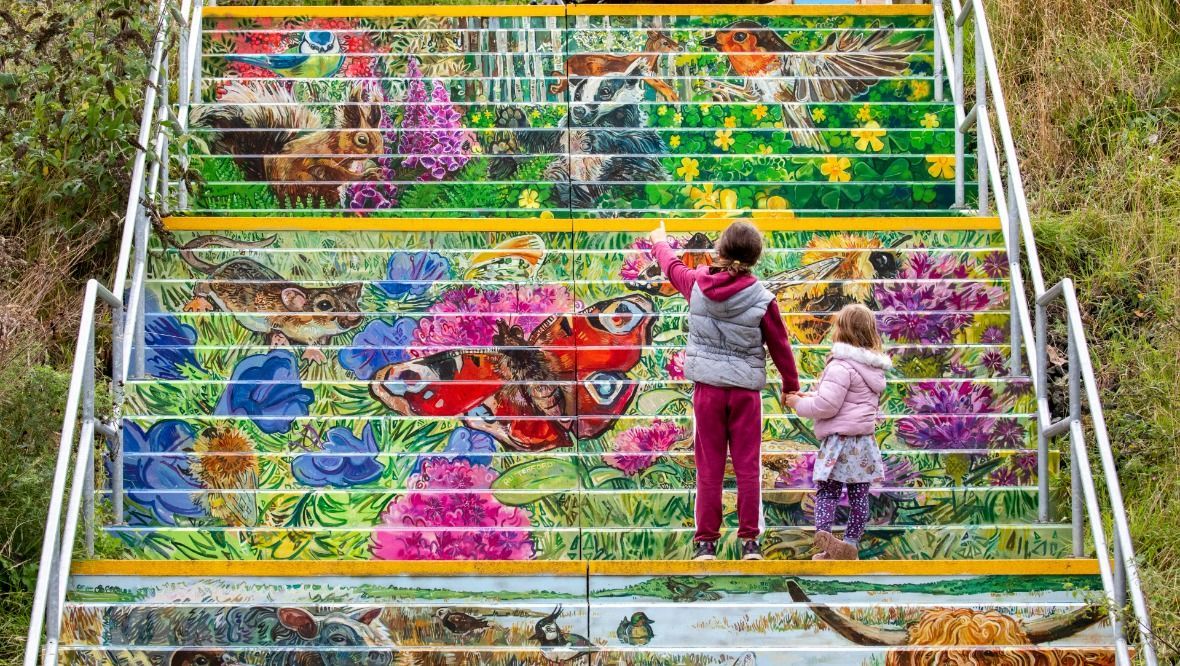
23,281,122,666
23,0,204,662
935,1,1159,663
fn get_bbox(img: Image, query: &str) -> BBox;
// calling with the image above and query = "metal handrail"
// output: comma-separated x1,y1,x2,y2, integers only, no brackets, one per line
23,0,201,662
935,1,1159,663
23,281,122,666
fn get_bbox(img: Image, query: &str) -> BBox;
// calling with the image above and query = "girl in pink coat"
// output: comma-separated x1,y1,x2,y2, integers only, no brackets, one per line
785,304,889,560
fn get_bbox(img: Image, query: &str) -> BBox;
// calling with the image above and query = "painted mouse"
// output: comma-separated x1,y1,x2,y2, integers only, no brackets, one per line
174,234,364,362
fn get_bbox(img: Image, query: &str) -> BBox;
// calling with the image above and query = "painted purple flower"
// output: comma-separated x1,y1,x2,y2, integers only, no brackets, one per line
875,251,1004,344
291,424,383,488
214,350,314,434
981,325,1007,344
906,381,1000,414
982,251,1008,279
443,427,497,466
992,418,1027,448
338,318,417,380
604,420,686,476
142,293,203,380
120,420,202,526
377,251,451,300
990,466,1020,487
413,284,576,350
371,457,534,560
398,58,472,181
981,350,1007,375
897,415,997,451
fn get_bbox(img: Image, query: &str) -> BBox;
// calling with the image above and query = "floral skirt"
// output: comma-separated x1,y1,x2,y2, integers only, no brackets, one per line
813,434,885,484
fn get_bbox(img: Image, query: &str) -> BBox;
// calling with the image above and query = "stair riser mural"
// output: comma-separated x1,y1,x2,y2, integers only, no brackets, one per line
62,573,1111,664
188,10,977,216
110,221,1048,560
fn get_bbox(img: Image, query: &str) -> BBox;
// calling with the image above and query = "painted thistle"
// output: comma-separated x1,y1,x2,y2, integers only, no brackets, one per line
372,457,534,560
604,420,687,476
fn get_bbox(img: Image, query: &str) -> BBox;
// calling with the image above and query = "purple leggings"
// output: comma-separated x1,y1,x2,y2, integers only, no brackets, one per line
814,480,871,542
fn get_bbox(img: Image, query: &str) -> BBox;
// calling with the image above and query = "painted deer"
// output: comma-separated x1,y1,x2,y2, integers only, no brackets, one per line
550,29,681,101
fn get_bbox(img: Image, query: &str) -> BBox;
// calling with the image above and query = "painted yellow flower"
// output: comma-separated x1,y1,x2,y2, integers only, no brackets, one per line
530,109,542,119
713,129,735,151
851,120,886,152
657,105,668,116
910,80,931,101
820,156,852,183
856,104,873,123
774,121,784,129
471,112,483,122
676,157,701,182
757,144,773,156
689,183,721,209
669,134,681,148
811,107,827,123
752,104,769,121
724,115,737,129
926,155,955,179
518,189,541,208
701,104,713,116
690,184,739,211
540,210,555,219
920,113,941,129
673,112,684,125
757,193,789,210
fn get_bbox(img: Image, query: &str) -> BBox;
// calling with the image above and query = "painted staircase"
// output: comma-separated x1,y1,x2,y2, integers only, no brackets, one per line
38,3,1143,665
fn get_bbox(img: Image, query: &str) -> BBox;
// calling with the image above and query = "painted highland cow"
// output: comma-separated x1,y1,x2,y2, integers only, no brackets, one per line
787,581,1115,666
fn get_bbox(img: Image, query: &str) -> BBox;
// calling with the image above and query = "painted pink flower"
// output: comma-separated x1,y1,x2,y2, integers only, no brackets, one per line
412,284,577,351
665,351,686,380
371,457,534,560
604,420,686,476
399,58,472,181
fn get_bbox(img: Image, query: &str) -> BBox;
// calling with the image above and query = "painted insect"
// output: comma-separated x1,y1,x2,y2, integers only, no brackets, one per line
370,295,656,451
627,233,716,297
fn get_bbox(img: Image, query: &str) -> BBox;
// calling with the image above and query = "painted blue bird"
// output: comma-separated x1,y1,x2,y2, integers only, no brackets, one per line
226,31,344,78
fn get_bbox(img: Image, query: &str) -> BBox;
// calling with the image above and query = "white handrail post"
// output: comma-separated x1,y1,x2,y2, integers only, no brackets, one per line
1034,300,1050,523
974,19,988,214
933,2,944,102
1067,311,1084,556
1007,164,1023,376
82,326,96,558
133,209,149,379
24,281,97,666
952,4,965,208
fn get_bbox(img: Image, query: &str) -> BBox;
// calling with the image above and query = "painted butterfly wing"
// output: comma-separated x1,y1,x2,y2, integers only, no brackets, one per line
370,350,505,416
573,294,656,378
628,233,715,297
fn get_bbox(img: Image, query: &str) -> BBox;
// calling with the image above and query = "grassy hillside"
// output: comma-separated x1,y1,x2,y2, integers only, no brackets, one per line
0,0,1177,662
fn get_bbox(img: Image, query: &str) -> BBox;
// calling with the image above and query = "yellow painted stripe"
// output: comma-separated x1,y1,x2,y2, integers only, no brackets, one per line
73,559,1099,578
203,5,565,19
569,4,933,17
163,216,573,233
164,216,999,234
201,4,932,20
72,560,585,577
589,559,1101,577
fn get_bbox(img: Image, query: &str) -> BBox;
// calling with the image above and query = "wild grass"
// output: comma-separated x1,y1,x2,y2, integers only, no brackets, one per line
988,0,1180,657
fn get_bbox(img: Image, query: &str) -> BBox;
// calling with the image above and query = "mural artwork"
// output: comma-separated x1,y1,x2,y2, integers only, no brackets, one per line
119,225,1058,562
60,574,1113,665
188,11,974,218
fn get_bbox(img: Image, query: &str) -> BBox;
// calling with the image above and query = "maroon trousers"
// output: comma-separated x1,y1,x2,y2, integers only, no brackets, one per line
692,382,763,542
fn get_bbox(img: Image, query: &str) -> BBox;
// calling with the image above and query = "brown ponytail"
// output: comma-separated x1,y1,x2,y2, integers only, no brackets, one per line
714,221,762,275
